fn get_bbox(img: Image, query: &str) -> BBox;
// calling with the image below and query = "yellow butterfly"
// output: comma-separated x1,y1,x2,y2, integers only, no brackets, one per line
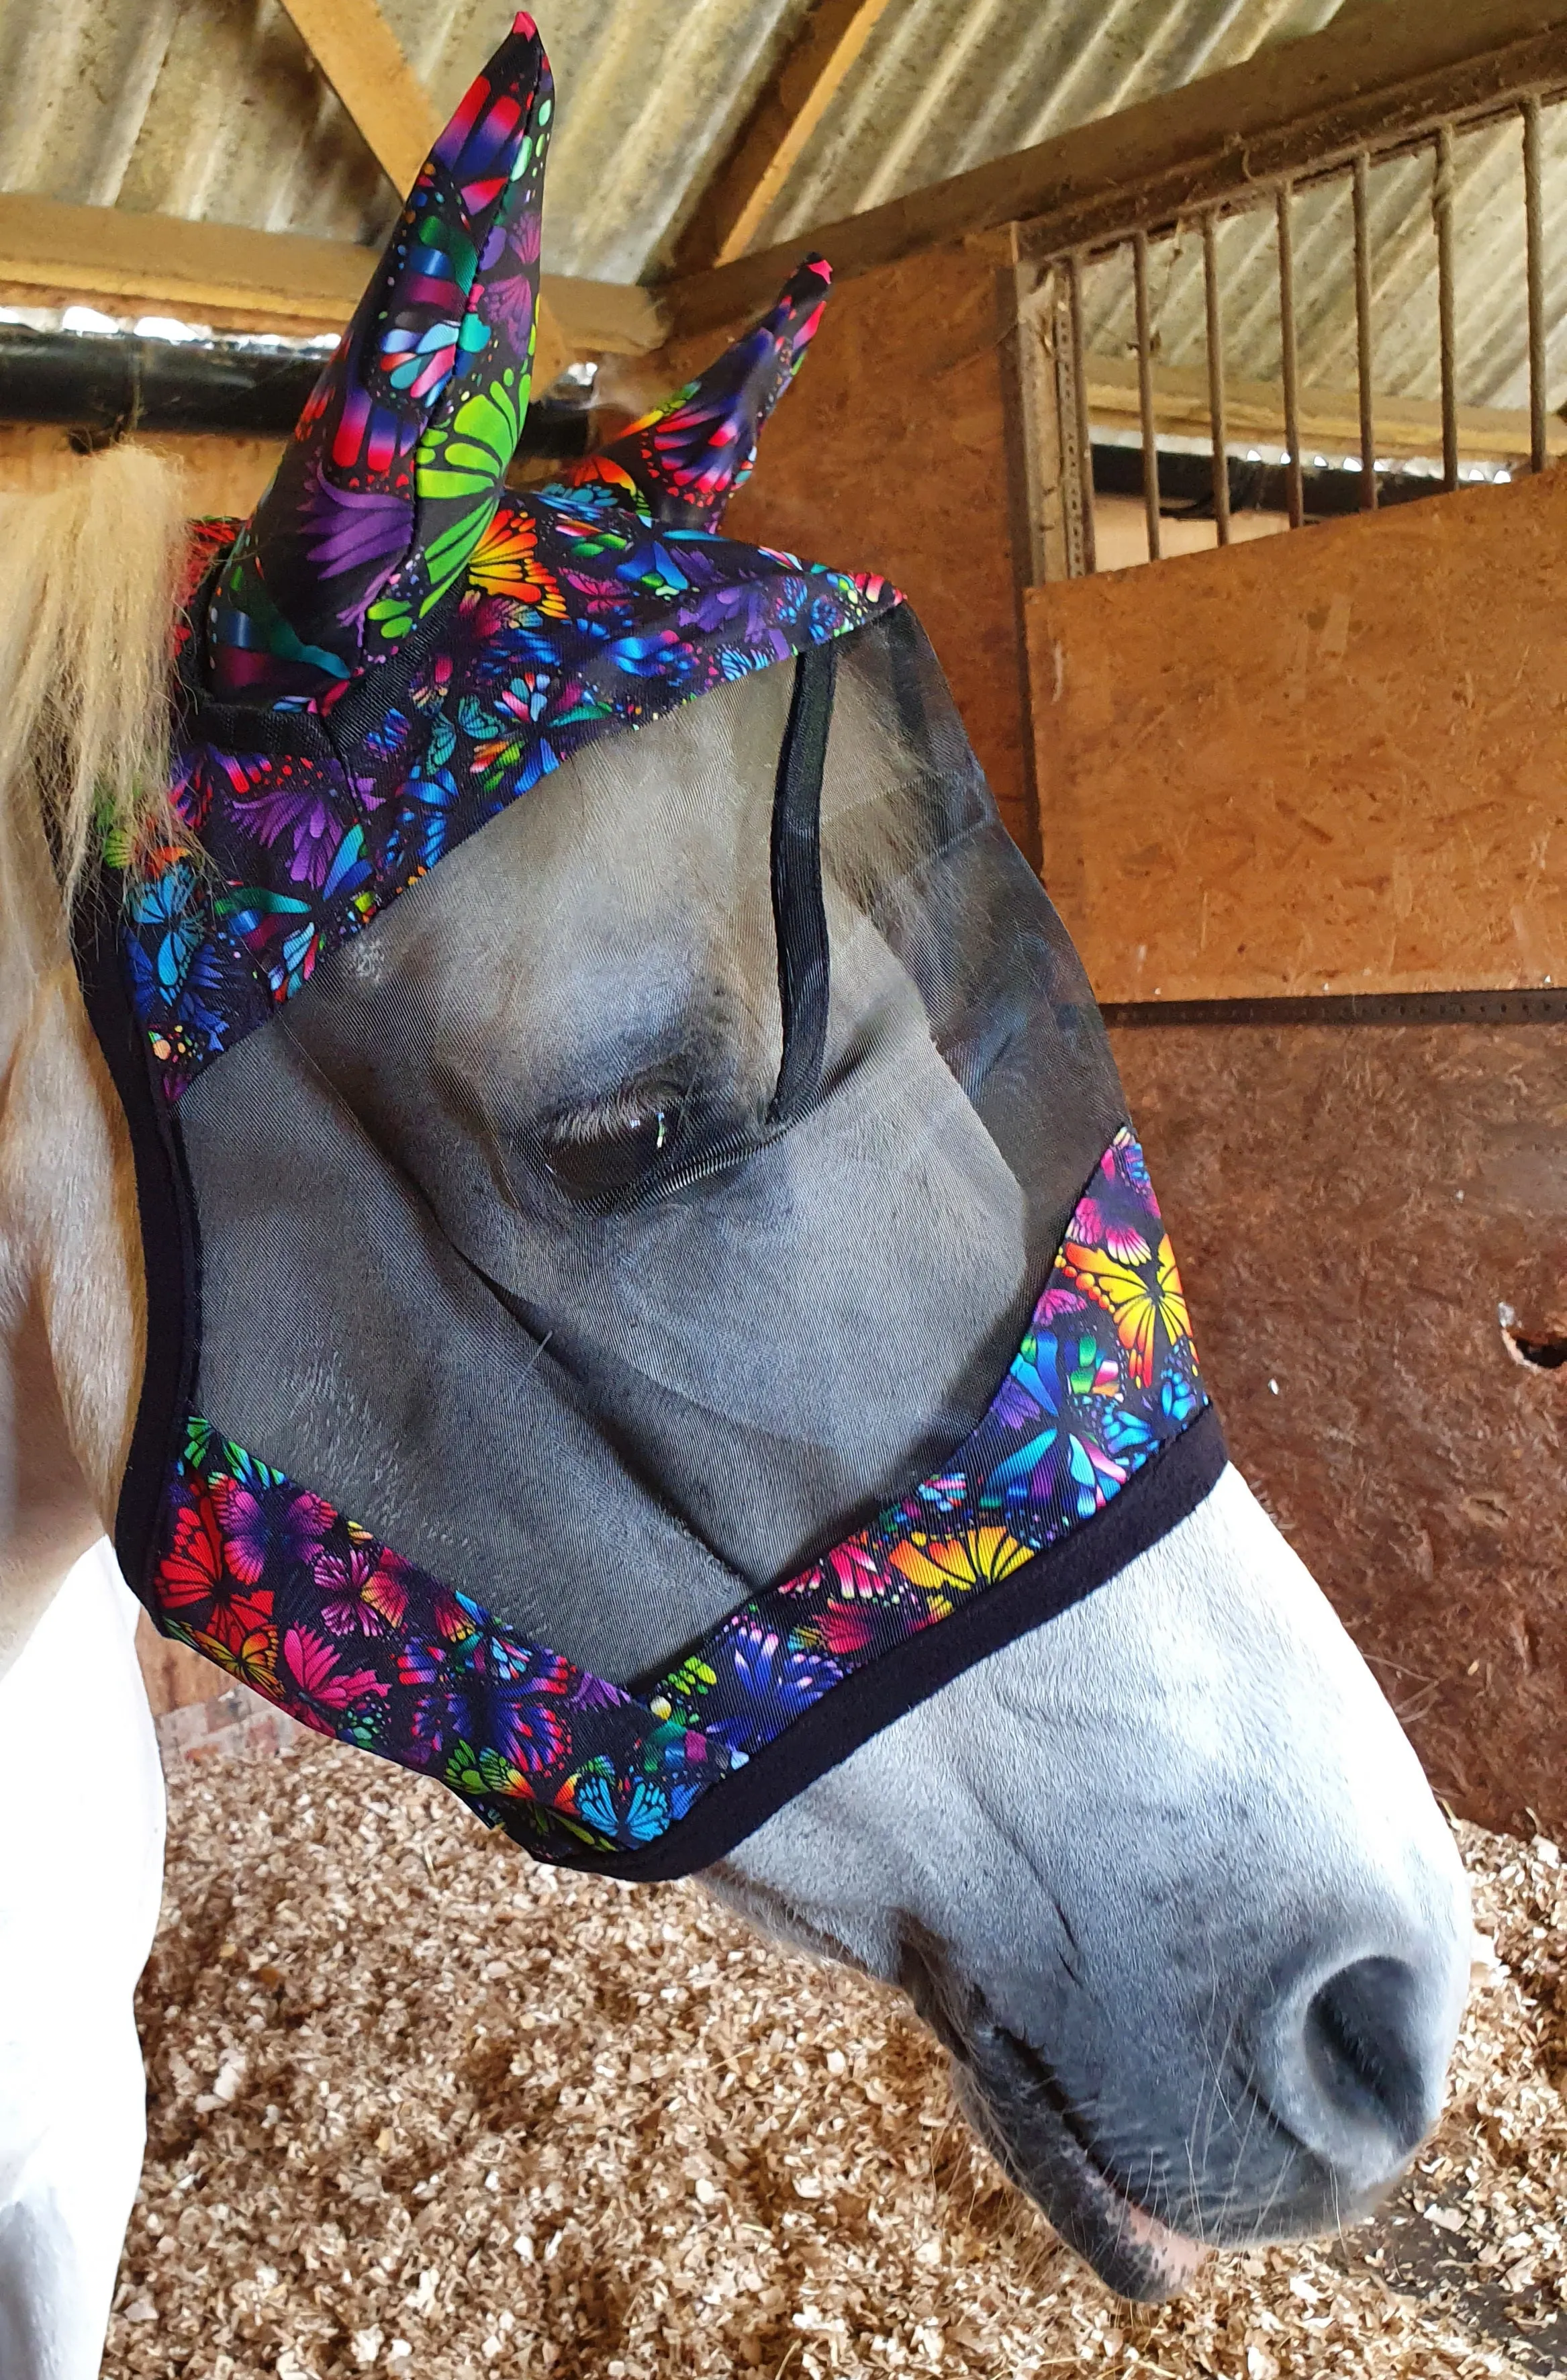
1060,1231,1192,1391
890,1526,1035,1616
467,508,568,615
179,1621,279,1697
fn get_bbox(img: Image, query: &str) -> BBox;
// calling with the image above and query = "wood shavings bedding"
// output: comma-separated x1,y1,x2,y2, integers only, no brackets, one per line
104,1737,1567,2379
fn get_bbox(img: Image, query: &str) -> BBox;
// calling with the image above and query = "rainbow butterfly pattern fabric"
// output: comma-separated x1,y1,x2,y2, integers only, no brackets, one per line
130,21,893,1104
144,1129,1207,1860
139,506,894,1100
553,255,832,531
209,13,557,698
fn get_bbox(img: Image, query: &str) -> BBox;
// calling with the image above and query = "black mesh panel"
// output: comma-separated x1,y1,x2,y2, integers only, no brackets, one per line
180,607,1126,1678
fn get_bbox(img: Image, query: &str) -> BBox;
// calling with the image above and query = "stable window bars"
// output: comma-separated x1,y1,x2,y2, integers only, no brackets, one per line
1031,82,1567,573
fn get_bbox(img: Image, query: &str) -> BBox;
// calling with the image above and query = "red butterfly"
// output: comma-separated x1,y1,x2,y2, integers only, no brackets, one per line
159,1493,271,1650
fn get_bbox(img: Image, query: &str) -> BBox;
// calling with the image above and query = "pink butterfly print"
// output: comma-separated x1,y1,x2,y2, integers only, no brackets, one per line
1037,1279,1096,1328
497,1692,569,1774
783,1541,891,1601
313,1542,412,1636
1070,1194,1150,1266
282,1625,388,1713
816,1606,874,1658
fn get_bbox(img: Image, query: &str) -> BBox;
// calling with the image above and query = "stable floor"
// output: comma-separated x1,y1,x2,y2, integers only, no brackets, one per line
105,1738,1566,2379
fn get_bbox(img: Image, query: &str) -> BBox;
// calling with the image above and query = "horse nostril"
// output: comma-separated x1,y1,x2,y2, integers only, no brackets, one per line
1302,1955,1431,2155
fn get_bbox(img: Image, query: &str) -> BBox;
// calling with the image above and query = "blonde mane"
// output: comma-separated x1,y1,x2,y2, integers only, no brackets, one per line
0,444,190,1026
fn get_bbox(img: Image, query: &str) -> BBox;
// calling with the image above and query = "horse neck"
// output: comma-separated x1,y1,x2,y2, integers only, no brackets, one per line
0,442,188,1673
0,905,142,1672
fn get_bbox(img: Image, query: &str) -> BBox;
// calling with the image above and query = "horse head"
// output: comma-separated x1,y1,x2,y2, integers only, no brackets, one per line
0,10,1468,2307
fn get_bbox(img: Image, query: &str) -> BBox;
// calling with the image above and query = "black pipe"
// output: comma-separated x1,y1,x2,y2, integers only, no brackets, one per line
1092,436,1486,522
0,326,590,457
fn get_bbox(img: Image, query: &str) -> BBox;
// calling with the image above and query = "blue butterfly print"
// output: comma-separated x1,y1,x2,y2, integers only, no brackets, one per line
571,1764,671,1847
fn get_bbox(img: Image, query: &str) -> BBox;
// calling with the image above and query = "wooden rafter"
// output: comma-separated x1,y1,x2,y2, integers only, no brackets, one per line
666,0,1567,335
0,192,665,354
273,0,438,193
673,0,896,275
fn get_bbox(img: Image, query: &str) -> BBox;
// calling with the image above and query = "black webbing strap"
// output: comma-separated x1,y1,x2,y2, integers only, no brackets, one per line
766,640,837,1130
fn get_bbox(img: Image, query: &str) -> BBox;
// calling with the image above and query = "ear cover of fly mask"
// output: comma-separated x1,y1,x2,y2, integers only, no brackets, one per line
75,13,1226,1881
552,255,833,532
207,12,555,702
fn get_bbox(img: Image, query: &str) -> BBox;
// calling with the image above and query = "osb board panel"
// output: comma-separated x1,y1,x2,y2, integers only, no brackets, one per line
629,235,1035,859
0,424,281,514
136,1610,222,1721
1112,1018,1567,1840
1030,469,1567,1001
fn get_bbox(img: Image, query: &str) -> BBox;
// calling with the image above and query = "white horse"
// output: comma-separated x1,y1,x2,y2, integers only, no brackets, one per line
0,445,1470,2375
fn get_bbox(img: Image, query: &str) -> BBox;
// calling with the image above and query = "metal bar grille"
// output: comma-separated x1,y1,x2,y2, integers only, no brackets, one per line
1065,250,1097,575
1351,150,1377,511
1525,95,1548,474
1434,123,1460,495
1275,181,1304,530
1047,270,1093,579
1202,210,1230,545
1133,228,1161,561
1023,56,1567,575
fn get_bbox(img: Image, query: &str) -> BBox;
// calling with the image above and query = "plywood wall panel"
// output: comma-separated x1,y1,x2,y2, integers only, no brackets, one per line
1112,1018,1567,1839
1032,469,1567,1001
136,1611,224,1721
636,235,1035,858
0,424,281,513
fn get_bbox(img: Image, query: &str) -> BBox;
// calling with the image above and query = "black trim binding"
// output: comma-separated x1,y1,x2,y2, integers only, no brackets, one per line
544,1401,1229,1883
73,871,199,1601
766,640,837,1129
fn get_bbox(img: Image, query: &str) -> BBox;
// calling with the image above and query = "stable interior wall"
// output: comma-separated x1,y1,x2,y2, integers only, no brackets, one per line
1114,1018,1566,1842
1033,472,1566,1838
1027,467,1567,1000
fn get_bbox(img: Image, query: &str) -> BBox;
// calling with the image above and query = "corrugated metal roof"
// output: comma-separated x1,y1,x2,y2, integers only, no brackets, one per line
751,0,1347,256
0,0,820,281
0,0,1558,422
0,0,1358,281
1076,101,1567,417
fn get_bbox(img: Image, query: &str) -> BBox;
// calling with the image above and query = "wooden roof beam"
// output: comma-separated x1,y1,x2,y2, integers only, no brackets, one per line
673,0,896,274
663,0,1567,336
0,193,665,356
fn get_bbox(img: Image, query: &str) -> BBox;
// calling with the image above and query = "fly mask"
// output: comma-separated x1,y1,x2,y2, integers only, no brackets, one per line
77,13,1224,1878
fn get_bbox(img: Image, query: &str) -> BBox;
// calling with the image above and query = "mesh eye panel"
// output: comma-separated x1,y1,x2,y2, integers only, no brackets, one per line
178,608,1126,1679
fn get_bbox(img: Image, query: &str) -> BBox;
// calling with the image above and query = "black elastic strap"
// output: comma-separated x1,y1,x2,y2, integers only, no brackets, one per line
72,870,201,1601
765,640,837,1129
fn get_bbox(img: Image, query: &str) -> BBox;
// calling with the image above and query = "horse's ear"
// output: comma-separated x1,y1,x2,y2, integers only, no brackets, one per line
557,256,832,532
205,11,553,701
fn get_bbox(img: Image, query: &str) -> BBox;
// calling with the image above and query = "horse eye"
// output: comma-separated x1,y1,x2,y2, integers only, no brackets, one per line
544,1088,679,1203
